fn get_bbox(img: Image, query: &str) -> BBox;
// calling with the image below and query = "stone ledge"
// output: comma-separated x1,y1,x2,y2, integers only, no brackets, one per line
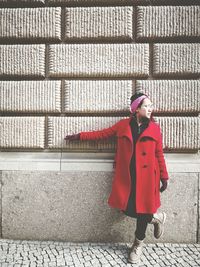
0,152,199,172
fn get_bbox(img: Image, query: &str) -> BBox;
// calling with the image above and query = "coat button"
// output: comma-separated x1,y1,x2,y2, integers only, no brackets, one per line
143,165,147,168
142,152,146,155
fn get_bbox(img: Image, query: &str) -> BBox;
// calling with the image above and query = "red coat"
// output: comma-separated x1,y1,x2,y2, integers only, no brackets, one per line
80,117,169,214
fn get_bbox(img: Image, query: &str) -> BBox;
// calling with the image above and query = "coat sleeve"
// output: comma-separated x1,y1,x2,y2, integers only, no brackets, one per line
155,126,169,180
79,119,121,141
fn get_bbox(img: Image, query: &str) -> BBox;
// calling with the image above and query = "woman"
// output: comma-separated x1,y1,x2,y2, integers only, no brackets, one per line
64,92,169,264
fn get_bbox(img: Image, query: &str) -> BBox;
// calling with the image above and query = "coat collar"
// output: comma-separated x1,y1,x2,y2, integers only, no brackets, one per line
118,117,159,144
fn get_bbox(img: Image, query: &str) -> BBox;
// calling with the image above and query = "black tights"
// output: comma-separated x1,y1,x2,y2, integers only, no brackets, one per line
135,213,153,240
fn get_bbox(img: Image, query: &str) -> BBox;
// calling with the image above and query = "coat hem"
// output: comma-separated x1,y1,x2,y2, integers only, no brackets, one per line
108,199,161,214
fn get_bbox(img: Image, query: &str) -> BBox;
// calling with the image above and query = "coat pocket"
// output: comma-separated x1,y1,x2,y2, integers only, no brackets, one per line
140,136,156,142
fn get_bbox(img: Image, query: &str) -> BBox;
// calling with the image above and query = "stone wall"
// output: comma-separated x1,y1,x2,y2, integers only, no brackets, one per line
0,0,199,243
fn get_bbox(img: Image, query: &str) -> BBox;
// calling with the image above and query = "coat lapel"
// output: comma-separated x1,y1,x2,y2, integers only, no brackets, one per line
118,117,158,144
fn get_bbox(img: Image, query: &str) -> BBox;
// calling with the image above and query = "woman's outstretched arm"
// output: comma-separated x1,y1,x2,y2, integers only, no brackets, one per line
79,119,122,141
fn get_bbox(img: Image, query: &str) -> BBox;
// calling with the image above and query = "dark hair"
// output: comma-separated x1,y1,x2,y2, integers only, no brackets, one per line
130,92,149,109
130,92,156,122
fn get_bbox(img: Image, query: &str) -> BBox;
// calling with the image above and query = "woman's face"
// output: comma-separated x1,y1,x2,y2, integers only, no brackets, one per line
136,98,154,119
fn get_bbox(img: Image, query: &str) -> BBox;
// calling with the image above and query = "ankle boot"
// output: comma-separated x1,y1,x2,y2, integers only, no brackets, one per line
149,211,166,239
128,236,145,264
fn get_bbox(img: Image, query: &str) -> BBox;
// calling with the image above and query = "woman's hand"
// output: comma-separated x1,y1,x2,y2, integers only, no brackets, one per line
64,133,80,141
160,178,168,193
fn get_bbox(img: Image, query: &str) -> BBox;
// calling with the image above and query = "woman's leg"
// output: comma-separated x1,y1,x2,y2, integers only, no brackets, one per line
128,213,152,263
135,214,153,240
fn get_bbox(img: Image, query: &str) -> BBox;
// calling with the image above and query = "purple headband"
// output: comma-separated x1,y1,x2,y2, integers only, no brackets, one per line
130,95,149,113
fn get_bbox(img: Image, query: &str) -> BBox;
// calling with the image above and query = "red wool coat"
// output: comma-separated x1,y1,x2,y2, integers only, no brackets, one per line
79,117,169,214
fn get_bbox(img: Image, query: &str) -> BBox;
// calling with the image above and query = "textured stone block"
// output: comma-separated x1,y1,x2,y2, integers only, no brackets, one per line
49,44,149,77
1,170,136,242
0,80,61,113
49,0,200,4
0,117,45,148
155,117,200,150
64,80,133,113
49,0,133,4
153,44,200,76
0,7,61,40
159,173,198,243
148,0,199,3
64,6,133,41
137,6,200,39
48,116,124,149
136,80,200,113
0,45,45,77
0,0,44,3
